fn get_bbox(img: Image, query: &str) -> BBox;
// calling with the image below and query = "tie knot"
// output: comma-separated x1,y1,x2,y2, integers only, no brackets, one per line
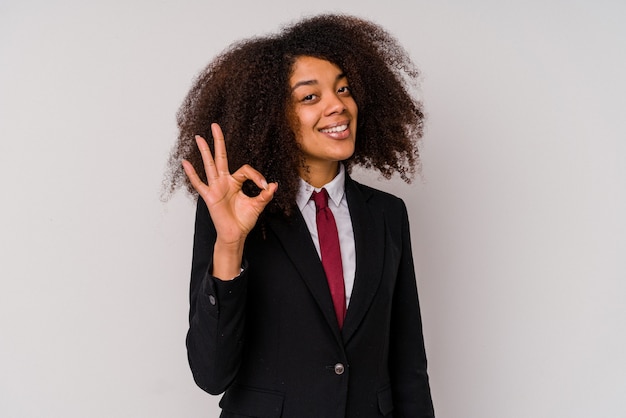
312,188,329,210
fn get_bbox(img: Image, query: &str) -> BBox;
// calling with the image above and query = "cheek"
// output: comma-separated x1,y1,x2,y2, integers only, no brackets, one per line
348,98,358,118
289,108,310,148
294,107,317,131
287,105,305,136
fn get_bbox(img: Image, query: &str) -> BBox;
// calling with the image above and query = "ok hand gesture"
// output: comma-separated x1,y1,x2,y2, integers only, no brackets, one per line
182,123,278,279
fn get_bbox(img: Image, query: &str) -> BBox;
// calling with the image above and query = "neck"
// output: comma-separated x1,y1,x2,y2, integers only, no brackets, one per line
299,161,340,188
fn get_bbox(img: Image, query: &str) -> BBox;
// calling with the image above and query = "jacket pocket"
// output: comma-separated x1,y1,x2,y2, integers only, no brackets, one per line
219,384,284,418
377,384,394,416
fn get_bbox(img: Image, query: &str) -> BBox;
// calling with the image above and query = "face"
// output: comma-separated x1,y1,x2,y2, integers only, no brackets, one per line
289,56,358,184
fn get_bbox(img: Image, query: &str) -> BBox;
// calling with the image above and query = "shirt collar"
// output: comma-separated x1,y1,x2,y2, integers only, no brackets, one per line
296,164,346,210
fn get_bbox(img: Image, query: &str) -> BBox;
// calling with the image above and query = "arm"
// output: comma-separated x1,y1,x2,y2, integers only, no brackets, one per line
182,123,277,394
186,197,249,394
389,201,435,417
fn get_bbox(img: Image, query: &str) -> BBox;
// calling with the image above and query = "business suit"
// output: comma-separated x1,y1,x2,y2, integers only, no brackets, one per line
186,175,434,417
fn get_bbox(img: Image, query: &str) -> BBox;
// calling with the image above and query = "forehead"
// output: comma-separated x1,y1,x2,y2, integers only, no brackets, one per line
289,56,344,85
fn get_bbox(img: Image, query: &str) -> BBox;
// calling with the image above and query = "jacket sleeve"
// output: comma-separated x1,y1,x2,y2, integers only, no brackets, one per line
186,197,247,395
389,200,435,417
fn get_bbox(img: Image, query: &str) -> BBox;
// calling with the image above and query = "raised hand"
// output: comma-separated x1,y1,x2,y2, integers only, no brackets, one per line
182,123,278,279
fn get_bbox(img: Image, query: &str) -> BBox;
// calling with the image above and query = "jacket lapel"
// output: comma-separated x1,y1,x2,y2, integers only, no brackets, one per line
264,175,386,346
342,177,385,344
265,211,343,343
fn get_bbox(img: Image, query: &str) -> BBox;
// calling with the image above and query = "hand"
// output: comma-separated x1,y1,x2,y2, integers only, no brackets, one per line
182,123,278,279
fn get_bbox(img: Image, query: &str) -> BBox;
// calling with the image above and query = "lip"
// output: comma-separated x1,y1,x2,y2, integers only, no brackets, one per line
318,120,351,131
318,123,352,140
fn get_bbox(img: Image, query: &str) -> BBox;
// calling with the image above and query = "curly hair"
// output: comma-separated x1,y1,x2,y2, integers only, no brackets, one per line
163,14,424,215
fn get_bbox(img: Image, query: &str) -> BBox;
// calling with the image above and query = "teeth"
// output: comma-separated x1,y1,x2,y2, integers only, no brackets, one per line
320,124,348,133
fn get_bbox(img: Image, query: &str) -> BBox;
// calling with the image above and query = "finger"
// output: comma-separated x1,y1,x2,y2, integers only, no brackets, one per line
256,182,278,204
248,182,278,212
231,164,270,190
195,135,218,183
211,123,230,176
182,159,209,194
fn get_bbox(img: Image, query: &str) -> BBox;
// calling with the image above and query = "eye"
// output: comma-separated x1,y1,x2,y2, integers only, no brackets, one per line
301,93,319,103
338,86,351,95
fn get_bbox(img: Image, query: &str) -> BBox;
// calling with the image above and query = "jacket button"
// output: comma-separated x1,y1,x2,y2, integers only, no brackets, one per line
208,295,216,306
334,363,345,375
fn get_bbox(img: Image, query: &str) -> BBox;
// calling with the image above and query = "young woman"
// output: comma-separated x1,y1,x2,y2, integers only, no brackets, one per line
165,14,435,418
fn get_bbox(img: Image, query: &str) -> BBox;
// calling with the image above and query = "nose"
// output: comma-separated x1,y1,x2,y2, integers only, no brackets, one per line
324,93,346,116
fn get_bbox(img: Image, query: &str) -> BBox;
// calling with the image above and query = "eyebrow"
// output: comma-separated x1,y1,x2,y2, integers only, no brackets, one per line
291,73,347,92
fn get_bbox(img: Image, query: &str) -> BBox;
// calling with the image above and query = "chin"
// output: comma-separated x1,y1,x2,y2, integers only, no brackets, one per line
338,144,356,160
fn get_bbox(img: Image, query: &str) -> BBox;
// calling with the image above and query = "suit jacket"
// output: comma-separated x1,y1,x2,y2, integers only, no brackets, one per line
186,175,434,418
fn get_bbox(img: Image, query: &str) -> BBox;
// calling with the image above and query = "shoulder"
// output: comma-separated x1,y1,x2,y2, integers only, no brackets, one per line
348,178,407,213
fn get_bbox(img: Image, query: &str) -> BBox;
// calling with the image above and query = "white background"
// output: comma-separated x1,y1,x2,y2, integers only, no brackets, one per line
1,1,625,417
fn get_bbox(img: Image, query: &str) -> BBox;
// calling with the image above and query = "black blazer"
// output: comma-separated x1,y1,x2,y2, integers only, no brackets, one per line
187,175,434,418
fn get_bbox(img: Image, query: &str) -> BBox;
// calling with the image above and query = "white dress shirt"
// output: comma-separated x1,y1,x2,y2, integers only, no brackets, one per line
296,164,356,307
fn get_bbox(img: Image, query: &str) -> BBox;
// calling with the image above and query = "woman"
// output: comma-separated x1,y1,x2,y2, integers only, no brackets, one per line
165,14,435,418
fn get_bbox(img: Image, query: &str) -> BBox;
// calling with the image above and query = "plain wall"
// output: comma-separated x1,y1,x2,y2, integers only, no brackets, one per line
1,0,625,417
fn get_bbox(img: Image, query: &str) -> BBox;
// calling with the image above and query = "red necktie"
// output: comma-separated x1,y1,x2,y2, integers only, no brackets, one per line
312,188,346,329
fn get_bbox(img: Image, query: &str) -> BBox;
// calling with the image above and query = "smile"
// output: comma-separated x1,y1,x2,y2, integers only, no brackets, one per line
319,124,348,134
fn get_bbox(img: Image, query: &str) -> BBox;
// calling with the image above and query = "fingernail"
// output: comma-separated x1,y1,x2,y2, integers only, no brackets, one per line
261,180,269,190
